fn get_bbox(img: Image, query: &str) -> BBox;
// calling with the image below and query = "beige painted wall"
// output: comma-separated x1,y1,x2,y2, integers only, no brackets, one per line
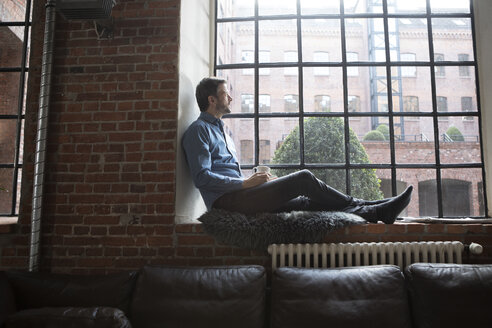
474,0,492,216
175,0,213,223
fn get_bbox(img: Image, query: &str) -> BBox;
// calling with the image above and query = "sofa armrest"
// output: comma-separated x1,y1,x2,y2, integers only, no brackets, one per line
4,307,131,328
0,272,16,327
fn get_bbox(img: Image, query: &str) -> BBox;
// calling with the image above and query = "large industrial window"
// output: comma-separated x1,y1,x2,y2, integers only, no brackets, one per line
0,0,32,219
214,0,486,218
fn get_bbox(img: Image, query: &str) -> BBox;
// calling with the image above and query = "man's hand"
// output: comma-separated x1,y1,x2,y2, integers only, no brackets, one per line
242,172,275,189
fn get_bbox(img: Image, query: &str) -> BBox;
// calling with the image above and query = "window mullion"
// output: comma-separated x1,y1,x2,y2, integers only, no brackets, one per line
426,0,444,218
296,0,305,168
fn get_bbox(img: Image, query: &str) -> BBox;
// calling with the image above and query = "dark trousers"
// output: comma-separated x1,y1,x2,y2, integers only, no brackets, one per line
213,169,364,215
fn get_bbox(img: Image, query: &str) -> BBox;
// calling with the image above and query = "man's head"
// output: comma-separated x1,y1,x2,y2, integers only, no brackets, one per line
195,77,232,116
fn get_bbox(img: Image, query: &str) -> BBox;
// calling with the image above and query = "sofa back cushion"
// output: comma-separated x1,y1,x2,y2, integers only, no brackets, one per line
405,263,492,328
6,270,138,313
271,265,412,328
130,265,266,328
0,272,16,327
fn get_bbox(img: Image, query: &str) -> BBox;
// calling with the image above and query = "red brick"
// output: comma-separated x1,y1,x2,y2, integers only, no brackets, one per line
178,235,215,246
427,224,446,234
366,224,387,234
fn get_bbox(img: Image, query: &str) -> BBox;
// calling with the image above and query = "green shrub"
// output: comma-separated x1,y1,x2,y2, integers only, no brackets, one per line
446,126,464,142
376,124,389,140
363,130,386,141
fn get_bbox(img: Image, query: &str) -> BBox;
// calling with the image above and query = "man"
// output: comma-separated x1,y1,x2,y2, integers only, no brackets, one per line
182,77,412,224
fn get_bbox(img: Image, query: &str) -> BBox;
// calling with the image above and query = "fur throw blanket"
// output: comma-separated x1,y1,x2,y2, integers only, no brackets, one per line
198,209,366,250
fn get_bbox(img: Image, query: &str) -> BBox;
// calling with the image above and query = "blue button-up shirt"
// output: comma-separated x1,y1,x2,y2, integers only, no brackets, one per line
182,112,244,210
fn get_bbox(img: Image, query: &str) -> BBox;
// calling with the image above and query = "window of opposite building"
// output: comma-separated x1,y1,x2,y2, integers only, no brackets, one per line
0,0,32,220
214,0,486,218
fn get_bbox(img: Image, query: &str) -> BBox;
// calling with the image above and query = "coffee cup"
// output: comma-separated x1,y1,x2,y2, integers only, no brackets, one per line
253,165,271,174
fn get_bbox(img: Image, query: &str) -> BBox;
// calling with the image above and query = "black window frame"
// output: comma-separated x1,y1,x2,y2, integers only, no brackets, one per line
0,0,32,218
214,0,487,218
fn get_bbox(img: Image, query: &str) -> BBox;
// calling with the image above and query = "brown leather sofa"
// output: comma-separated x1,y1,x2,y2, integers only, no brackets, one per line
1,263,491,328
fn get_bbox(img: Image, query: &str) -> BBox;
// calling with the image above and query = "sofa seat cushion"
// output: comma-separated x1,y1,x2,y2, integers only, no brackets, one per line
6,271,138,313
271,265,412,328
130,265,266,328
5,307,131,328
405,263,492,328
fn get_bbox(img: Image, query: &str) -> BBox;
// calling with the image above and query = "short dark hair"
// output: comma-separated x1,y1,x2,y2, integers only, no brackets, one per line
195,77,227,112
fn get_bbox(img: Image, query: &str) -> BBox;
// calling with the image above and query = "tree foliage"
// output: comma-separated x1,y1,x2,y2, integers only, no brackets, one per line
271,117,383,200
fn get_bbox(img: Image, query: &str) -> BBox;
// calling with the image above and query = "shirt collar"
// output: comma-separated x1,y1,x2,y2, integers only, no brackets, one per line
199,111,221,126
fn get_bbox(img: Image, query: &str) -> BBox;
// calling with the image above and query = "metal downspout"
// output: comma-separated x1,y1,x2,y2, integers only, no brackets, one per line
29,0,56,272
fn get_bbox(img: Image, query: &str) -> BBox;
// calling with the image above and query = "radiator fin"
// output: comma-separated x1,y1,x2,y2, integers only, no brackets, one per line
268,241,466,270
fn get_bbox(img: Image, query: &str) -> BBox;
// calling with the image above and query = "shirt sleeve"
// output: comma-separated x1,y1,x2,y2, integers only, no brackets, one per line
182,124,244,193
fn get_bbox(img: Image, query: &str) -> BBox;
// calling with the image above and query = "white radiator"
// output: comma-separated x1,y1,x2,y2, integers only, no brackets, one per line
268,241,483,270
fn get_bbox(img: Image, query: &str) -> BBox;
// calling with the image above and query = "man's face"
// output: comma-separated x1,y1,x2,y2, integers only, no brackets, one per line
214,83,232,115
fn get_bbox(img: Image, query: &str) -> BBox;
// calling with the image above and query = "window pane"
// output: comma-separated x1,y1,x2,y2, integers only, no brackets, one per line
312,95,331,113
0,120,17,163
432,18,474,61
0,168,14,214
259,0,296,16
217,21,255,65
346,18,385,62
259,94,271,112
389,0,427,14
284,94,299,112
241,94,254,113
217,0,254,18
303,67,344,112
223,117,254,164
216,69,254,114
435,66,477,113
259,51,271,75
431,0,470,14
390,19,430,62
0,26,25,68
304,117,345,165
302,19,342,62
392,66,433,112
441,168,482,216
348,67,386,113
395,117,436,164
439,119,480,164
240,140,254,165
267,118,300,165
357,123,391,164
0,72,21,115
301,0,339,14
259,68,298,113
345,0,382,14
259,20,297,62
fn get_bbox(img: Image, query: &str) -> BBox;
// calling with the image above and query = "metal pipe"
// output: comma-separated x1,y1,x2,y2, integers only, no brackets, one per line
29,0,56,272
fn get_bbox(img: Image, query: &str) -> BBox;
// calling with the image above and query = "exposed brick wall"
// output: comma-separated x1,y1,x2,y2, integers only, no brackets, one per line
0,0,491,273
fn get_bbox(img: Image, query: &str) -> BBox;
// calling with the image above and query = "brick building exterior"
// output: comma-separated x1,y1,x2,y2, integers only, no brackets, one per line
0,0,491,273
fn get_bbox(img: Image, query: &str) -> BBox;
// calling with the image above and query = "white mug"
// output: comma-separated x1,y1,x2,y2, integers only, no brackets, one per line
253,165,271,174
